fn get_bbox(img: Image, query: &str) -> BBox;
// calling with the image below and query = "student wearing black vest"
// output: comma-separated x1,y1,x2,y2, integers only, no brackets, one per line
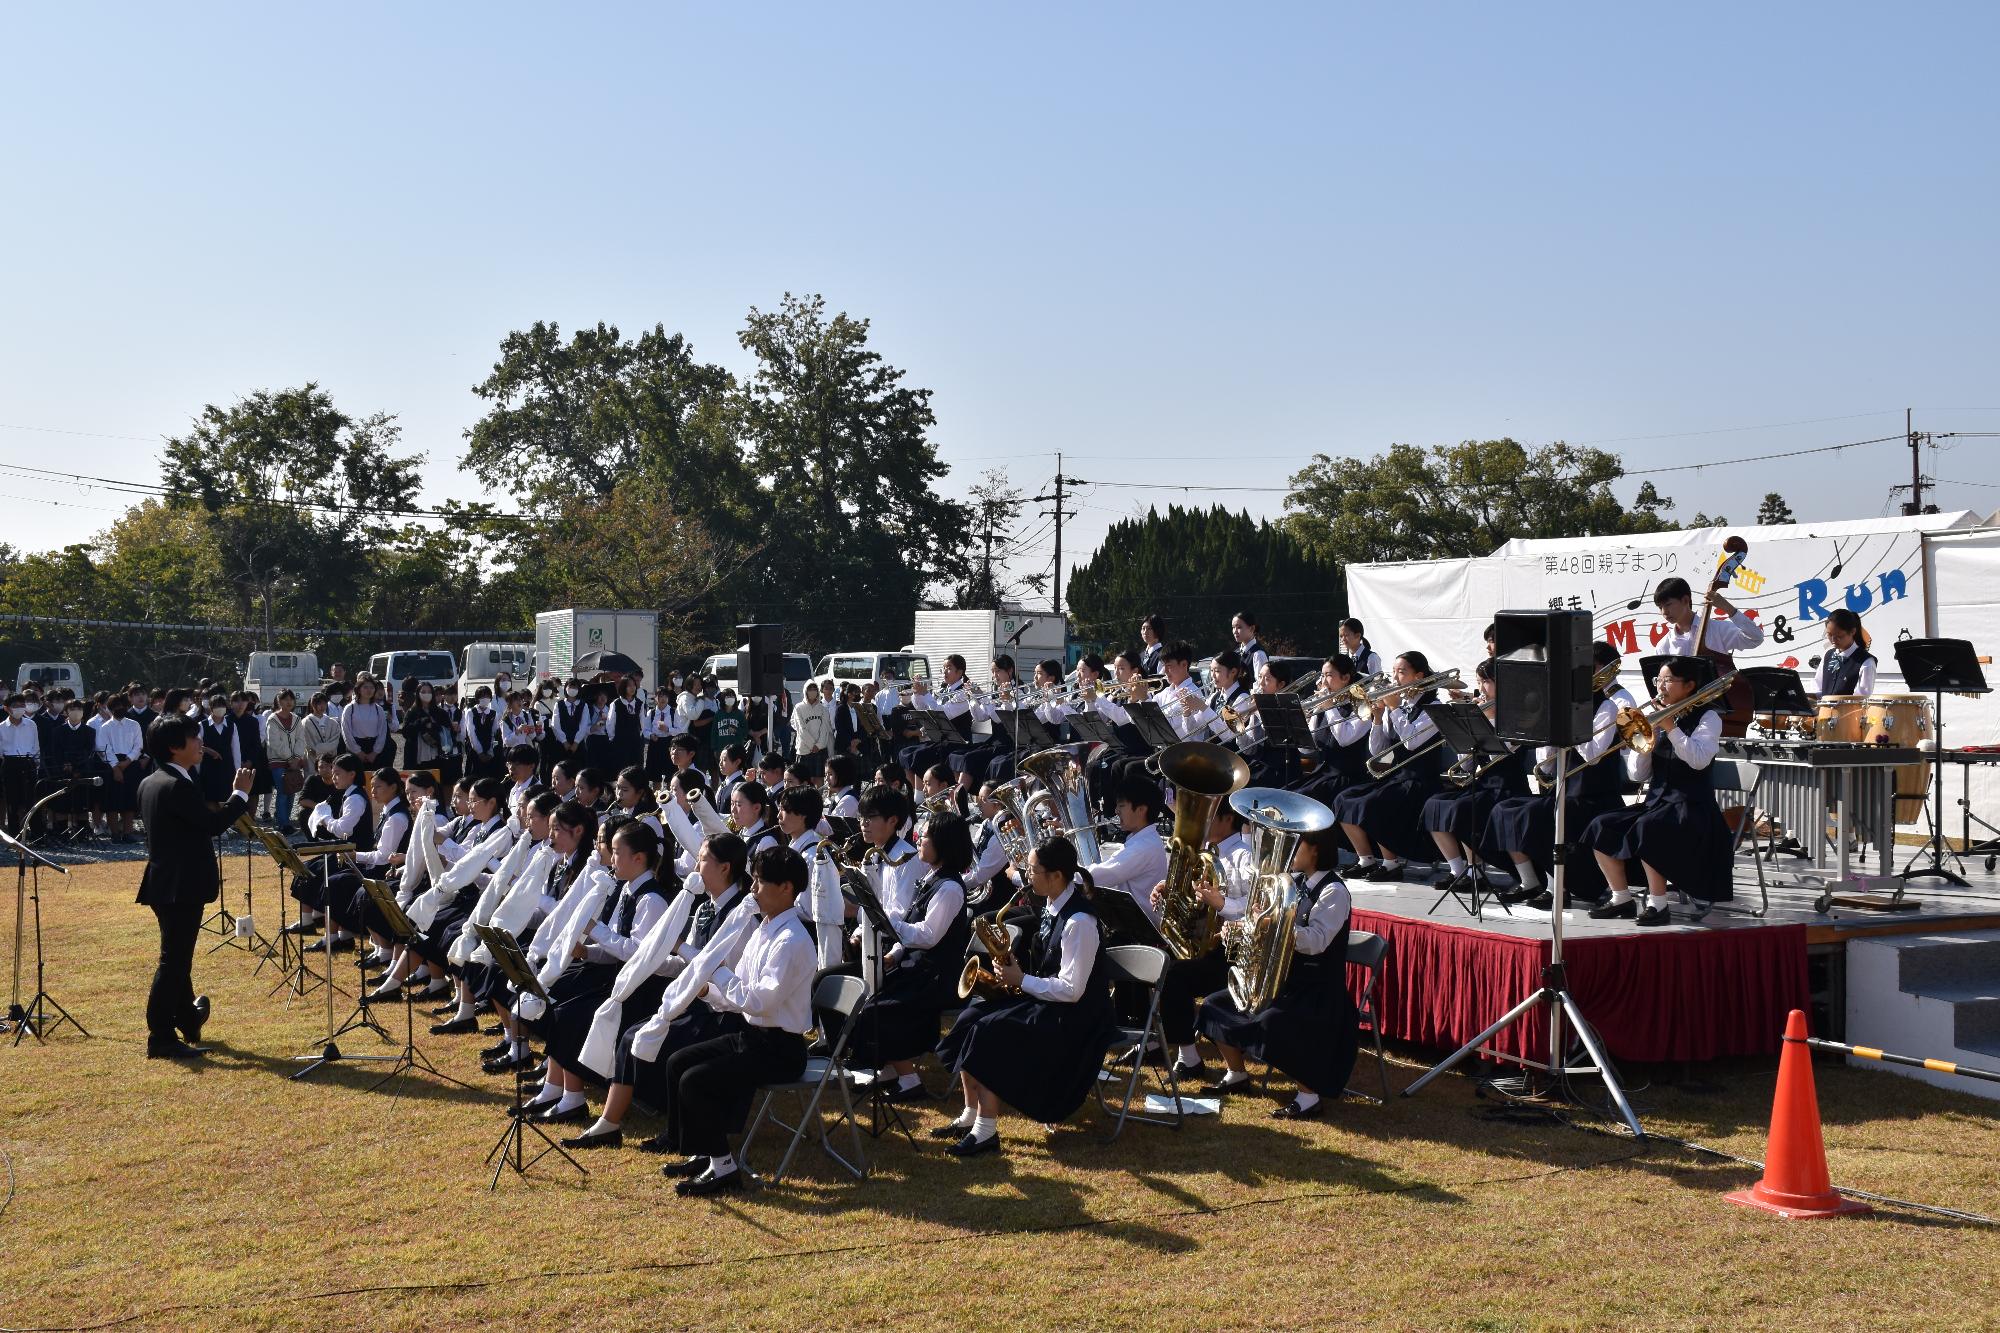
1581,656,1733,926
338,769,414,966
1291,654,1373,806
850,811,975,1103
1814,608,1878,699
1421,658,1529,899
195,695,239,808
289,754,375,947
1332,651,1447,882
1198,824,1357,1119
461,687,503,781
562,832,755,1150
933,835,1113,1158
528,818,672,1125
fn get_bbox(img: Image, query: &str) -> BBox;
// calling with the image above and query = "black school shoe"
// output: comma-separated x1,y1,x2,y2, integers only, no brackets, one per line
1271,1098,1324,1121
675,1166,747,1197
946,1131,1001,1158
1588,899,1637,920
1636,905,1672,928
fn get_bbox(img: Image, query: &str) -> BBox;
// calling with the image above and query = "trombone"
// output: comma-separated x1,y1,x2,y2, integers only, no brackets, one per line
1566,671,1740,776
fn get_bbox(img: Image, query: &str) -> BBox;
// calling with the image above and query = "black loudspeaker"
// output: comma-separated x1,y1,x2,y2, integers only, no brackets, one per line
736,623,785,698
1493,609,1594,747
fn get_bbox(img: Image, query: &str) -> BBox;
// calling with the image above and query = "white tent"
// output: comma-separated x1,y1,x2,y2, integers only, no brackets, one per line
1346,510,2000,835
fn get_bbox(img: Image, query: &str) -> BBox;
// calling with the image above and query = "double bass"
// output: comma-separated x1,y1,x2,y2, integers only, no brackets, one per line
1692,534,1756,737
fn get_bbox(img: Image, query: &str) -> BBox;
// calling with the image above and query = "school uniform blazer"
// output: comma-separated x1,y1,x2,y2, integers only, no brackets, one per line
136,767,246,907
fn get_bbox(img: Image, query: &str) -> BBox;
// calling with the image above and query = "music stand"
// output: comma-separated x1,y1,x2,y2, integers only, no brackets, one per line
475,923,586,1188
1894,637,1989,892
1256,694,1316,785
993,708,1060,755
1122,702,1182,753
2,825,82,1044
1740,667,1813,720
910,709,969,747
259,829,324,996
1088,883,1170,953
214,814,280,964
360,878,474,1100
1422,702,1513,919
289,842,393,1080
1066,712,1121,750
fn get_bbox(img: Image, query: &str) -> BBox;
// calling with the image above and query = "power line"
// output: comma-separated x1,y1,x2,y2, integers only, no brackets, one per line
0,459,540,526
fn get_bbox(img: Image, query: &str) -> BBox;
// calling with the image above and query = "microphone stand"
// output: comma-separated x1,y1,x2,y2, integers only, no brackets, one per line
4,791,84,1045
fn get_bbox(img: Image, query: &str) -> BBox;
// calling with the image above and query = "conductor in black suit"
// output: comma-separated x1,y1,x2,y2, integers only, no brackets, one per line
137,714,255,1060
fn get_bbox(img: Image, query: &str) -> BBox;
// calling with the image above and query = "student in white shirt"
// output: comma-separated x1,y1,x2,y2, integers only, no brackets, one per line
1085,777,1169,926
1651,575,1765,657
0,693,41,834
94,695,145,843
657,843,816,1196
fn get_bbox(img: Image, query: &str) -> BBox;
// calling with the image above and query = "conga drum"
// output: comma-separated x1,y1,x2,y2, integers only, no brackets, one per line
1862,694,1935,823
1812,695,1870,743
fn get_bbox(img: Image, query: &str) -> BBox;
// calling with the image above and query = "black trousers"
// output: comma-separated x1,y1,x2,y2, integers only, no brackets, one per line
147,898,206,1042
662,1025,807,1157
1,756,36,829
1159,949,1229,1045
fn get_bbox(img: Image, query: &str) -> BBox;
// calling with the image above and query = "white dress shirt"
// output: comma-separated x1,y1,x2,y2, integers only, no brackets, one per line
1627,708,1723,783
1814,650,1877,697
966,819,1011,891
706,905,815,1033
1018,886,1101,1003
0,717,40,760
94,716,143,765
586,870,670,964
867,837,926,917
1534,697,1625,769
1371,699,1439,757
1657,613,1764,656
340,701,389,752
889,873,965,954
310,785,369,841
1087,823,1169,924
353,807,410,869
1291,869,1351,956
829,788,861,820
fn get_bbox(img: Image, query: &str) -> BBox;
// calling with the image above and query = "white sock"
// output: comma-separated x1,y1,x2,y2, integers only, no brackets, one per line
1381,857,1402,869
524,1083,561,1107
896,1072,921,1091
970,1114,997,1142
1294,1089,1321,1110
1446,856,1468,876
1647,892,1670,911
454,996,477,1020
1220,1069,1251,1087
1608,887,1634,906
708,1152,737,1176
950,1106,976,1130
1177,1044,1201,1065
584,1114,619,1135
551,1089,586,1113
1355,855,1379,868
1515,863,1544,891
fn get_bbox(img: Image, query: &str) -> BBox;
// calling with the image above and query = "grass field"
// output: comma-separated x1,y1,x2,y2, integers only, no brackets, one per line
1,859,1997,1332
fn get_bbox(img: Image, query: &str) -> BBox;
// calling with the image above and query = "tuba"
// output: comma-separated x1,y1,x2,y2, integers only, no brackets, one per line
1221,788,1334,1016
1019,746,1101,866
1150,741,1251,961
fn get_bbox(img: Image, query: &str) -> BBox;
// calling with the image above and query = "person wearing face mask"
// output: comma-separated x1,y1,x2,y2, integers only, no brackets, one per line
196,695,241,809
399,681,452,773
501,689,542,754
0,693,43,835
534,681,563,781
47,696,100,838
461,687,502,781
96,692,146,843
228,692,271,824
550,679,588,771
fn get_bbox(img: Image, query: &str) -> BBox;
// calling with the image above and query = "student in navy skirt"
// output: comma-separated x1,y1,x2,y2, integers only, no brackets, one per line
849,810,974,1101
1491,642,1637,911
1291,654,1375,807
934,835,1112,1157
1421,658,1528,898
1197,823,1357,1119
1334,651,1447,882
1582,655,1732,927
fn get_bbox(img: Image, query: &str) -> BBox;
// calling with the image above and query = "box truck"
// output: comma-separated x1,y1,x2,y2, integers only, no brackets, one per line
535,609,659,687
909,608,1068,690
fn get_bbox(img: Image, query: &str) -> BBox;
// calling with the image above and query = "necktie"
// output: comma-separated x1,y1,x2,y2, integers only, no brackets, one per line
691,897,717,946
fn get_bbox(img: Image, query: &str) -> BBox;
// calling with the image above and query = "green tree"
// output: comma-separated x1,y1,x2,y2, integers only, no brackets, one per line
1283,439,1678,566
1756,492,1796,526
161,386,422,642
1065,505,1342,655
731,293,969,652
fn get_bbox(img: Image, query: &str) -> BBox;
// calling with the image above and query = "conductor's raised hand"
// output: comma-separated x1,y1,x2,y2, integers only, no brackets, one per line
232,767,257,794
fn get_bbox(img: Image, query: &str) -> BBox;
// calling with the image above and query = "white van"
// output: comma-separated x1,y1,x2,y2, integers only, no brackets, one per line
457,642,533,700
698,650,815,706
242,651,322,705
15,661,85,695
367,649,460,702
813,651,931,697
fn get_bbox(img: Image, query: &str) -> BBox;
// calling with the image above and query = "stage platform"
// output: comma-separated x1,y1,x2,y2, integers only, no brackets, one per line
1342,851,2000,1068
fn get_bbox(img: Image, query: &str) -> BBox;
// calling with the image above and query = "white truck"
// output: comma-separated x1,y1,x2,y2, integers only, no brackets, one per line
457,641,533,699
535,609,659,687
909,608,1069,691
242,651,322,704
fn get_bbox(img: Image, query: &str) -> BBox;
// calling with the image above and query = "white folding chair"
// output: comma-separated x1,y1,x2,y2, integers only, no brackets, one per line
1093,943,1183,1143
740,973,869,1184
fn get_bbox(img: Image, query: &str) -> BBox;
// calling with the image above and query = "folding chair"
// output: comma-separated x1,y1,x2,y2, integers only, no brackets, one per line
1343,931,1391,1103
1092,944,1183,1143
739,974,869,1185
1686,757,1767,920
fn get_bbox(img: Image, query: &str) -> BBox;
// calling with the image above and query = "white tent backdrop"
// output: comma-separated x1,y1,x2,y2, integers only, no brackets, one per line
1347,511,2000,840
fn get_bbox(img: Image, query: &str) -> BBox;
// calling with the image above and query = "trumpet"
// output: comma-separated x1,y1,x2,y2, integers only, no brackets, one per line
1568,672,1740,775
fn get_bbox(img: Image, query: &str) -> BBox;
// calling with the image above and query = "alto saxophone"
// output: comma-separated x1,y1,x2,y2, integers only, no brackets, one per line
958,886,1029,1000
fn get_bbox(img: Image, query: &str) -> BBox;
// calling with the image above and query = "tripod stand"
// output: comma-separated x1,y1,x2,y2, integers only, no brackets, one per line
361,877,472,1100
3,823,85,1045
292,848,392,1080
1403,749,1644,1138
476,924,586,1189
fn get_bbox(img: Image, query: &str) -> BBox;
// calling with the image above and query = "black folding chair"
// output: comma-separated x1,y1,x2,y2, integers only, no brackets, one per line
740,974,870,1184
1093,944,1183,1143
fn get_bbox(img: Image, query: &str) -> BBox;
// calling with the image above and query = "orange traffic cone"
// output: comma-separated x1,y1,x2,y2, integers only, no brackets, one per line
1726,1009,1871,1219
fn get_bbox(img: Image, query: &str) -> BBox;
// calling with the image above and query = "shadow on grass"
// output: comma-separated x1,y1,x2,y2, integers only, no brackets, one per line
194,1038,503,1108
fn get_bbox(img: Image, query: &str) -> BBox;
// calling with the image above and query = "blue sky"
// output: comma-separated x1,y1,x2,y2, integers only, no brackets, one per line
3,3,1997,598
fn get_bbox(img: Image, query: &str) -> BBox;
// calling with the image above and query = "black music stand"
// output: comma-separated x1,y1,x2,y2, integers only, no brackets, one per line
1088,883,1170,953
1066,712,1121,750
475,923,587,1188
1894,637,1989,891
1256,695,1316,785
993,708,1060,755
2,826,82,1044
361,878,474,1100
1123,702,1181,753
1742,667,1813,719
909,709,969,747
835,878,919,1144
214,815,281,965
290,842,393,1080
1422,702,1513,919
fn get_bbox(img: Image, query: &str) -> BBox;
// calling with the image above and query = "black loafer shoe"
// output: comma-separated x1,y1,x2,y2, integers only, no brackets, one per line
180,995,211,1046
147,1038,206,1060
946,1130,1001,1158
1525,891,1554,912
1169,1060,1207,1082
675,1166,747,1197
562,1126,623,1150
1200,1077,1249,1097
429,1016,479,1036
635,1134,677,1155
660,1154,708,1177
878,1080,932,1104
280,919,322,936
361,986,402,1007
1636,905,1672,928
536,1102,589,1126
480,1038,513,1061
483,1051,537,1075
1588,899,1637,920
508,1093,552,1118
1362,862,1403,883
928,1121,973,1140
1271,1098,1325,1121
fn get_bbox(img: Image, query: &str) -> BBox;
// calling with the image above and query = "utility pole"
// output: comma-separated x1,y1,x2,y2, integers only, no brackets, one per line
1903,407,1929,516
1032,452,1081,617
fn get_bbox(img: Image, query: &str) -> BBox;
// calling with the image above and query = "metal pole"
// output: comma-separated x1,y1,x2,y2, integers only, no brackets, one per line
1052,453,1065,617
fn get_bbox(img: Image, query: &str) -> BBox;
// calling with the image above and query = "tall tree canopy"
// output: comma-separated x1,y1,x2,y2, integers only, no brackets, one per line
1065,505,1341,656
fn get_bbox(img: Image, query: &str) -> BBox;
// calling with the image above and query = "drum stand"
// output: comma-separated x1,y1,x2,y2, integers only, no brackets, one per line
1403,750,1644,1138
